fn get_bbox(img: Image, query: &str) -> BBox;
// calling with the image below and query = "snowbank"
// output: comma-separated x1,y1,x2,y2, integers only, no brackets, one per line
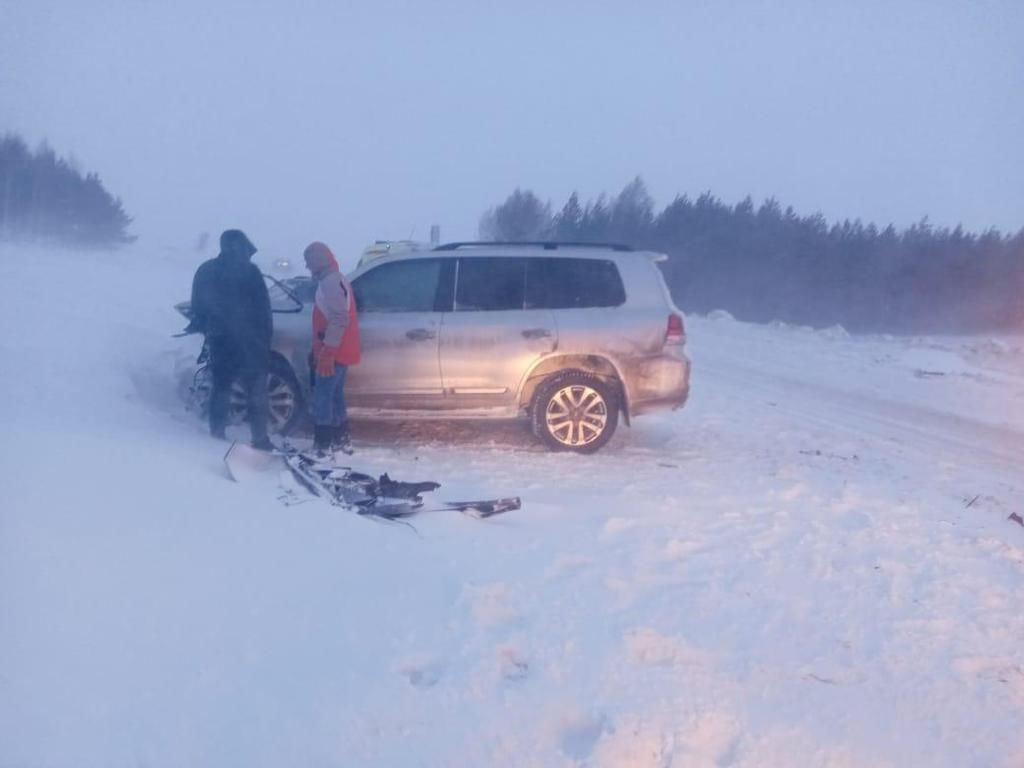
2,245,1023,767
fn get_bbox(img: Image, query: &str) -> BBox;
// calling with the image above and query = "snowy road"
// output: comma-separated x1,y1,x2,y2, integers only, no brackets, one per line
2,247,1024,767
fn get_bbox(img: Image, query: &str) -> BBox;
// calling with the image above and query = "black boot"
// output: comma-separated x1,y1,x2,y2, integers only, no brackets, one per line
312,425,333,456
331,425,354,455
251,436,275,452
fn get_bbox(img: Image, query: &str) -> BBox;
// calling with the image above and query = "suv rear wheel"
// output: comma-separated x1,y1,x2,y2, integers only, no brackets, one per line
532,371,618,453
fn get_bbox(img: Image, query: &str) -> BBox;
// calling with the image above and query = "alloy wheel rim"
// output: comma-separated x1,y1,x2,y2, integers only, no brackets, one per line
229,374,296,431
545,384,608,447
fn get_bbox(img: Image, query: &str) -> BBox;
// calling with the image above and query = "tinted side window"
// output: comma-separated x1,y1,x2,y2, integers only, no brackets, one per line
455,257,526,312
353,259,445,312
526,258,626,309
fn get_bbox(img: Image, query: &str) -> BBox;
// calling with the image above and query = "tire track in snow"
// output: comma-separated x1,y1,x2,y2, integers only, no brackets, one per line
698,350,1023,479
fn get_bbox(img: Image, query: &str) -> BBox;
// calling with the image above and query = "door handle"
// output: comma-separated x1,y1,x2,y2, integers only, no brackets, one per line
406,328,436,341
521,328,552,340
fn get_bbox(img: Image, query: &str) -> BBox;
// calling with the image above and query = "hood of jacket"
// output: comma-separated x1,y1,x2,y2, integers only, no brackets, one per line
304,241,339,279
218,229,257,263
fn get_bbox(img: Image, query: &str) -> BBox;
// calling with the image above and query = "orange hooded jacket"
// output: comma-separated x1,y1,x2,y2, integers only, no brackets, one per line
305,242,361,366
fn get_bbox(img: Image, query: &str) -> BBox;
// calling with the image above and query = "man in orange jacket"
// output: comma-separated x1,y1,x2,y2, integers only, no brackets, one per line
303,241,361,455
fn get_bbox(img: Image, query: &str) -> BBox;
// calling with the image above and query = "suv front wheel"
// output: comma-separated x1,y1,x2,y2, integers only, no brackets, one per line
532,371,619,453
192,354,304,436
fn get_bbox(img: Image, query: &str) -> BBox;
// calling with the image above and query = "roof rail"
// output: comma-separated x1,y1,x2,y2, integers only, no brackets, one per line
433,240,634,252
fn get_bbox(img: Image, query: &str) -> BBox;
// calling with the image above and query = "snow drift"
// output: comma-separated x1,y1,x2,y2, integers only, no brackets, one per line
2,244,1024,767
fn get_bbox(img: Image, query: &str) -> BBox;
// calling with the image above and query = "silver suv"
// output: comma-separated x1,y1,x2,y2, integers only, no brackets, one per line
182,242,691,453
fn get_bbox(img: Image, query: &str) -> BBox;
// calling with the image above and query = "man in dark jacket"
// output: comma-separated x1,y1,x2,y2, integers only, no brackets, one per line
188,229,274,450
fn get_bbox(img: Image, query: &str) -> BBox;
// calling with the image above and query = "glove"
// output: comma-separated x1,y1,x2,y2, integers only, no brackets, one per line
316,346,336,378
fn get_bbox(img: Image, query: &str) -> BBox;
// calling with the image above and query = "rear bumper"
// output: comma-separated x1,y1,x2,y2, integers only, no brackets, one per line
625,353,691,417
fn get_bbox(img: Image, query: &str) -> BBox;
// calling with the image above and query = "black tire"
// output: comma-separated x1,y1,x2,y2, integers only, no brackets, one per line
266,354,304,435
531,370,619,453
223,354,304,436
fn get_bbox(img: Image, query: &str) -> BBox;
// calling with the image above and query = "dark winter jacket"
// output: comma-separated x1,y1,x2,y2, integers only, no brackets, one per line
187,230,272,350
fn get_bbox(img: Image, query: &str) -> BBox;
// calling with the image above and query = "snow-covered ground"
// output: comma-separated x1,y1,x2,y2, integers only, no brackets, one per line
2,245,1023,767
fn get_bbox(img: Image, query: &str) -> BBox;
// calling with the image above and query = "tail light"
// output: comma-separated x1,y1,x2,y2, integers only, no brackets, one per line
666,313,685,345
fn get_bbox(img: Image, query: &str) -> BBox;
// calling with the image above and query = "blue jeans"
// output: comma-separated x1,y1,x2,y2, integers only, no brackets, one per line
312,363,348,429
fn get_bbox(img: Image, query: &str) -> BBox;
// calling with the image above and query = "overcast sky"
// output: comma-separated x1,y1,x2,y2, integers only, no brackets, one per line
2,0,1022,266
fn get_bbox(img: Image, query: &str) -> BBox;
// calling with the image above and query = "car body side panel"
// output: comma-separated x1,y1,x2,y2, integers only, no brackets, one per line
439,308,558,409
548,304,688,410
345,312,446,408
268,297,451,410
267,309,313,396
